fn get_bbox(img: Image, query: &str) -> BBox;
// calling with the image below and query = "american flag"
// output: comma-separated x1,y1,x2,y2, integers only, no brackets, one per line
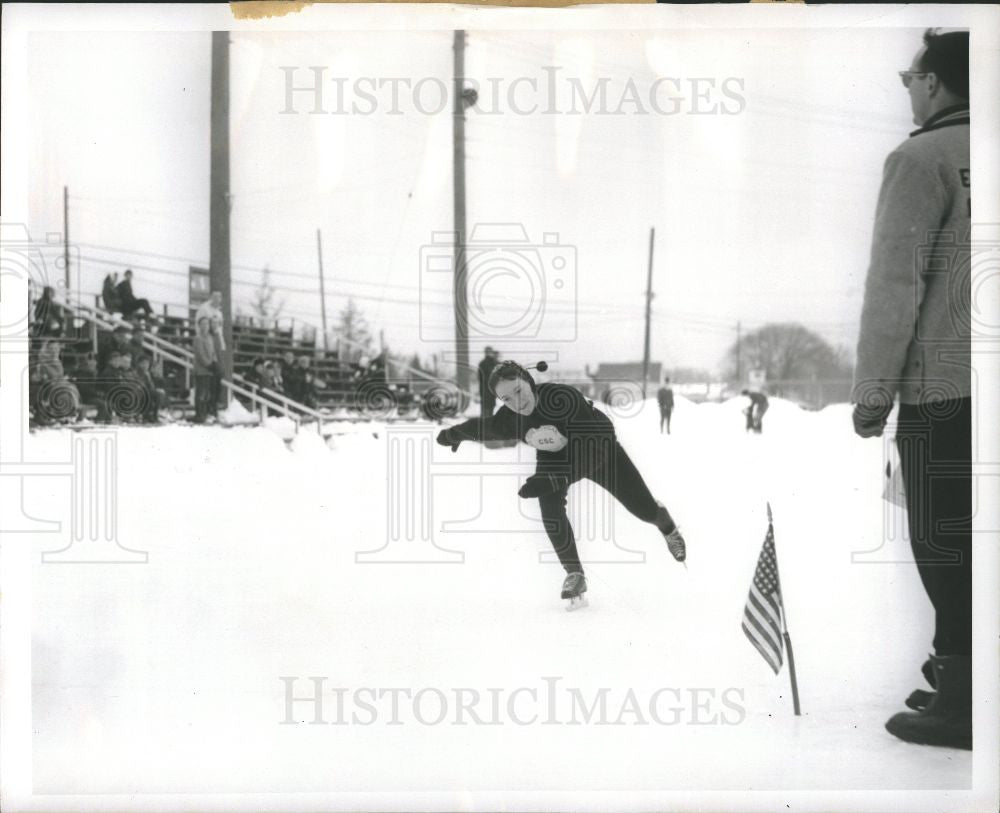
741,517,786,674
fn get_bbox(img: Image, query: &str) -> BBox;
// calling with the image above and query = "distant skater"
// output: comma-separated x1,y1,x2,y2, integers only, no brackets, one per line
742,389,769,433
437,361,686,610
657,377,675,434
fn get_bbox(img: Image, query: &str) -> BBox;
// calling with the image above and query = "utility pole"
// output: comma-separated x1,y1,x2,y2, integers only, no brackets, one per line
210,31,233,390
641,227,655,399
736,320,742,386
453,29,470,393
316,229,329,352
62,186,71,299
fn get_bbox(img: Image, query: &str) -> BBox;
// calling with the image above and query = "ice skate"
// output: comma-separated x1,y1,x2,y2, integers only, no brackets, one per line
655,502,686,563
664,527,687,563
561,572,588,611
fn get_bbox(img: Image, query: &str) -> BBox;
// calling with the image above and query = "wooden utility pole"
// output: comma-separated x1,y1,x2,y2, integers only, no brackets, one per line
317,229,329,352
62,186,71,298
641,227,655,399
210,31,233,387
452,29,470,393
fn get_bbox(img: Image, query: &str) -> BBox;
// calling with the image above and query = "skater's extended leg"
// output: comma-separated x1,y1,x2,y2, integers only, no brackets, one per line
588,441,658,523
538,486,583,575
588,441,686,561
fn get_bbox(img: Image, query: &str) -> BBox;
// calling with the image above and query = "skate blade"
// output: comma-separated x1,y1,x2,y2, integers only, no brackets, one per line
565,595,589,612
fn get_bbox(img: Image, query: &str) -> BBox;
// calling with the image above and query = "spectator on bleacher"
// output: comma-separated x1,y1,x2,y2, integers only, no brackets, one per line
71,352,100,408
149,356,169,412
282,355,304,401
133,355,161,424
128,320,149,362
116,269,153,319
244,357,268,390
279,350,296,391
296,356,320,409
33,286,65,338
96,350,126,423
32,340,81,424
193,316,221,423
102,272,121,313
194,290,226,350
98,325,132,370
263,360,281,391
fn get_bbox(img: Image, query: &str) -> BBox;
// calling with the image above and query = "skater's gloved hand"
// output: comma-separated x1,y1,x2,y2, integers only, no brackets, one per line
518,473,569,499
436,429,461,452
853,401,892,438
525,425,568,452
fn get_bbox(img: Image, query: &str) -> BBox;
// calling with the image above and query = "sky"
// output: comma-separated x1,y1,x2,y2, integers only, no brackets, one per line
26,27,921,375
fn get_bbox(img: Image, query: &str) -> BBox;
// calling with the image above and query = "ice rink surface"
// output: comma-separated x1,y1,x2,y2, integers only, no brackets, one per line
25,397,972,796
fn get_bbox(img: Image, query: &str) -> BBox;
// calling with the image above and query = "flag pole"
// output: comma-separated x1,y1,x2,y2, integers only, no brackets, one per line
769,502,801,716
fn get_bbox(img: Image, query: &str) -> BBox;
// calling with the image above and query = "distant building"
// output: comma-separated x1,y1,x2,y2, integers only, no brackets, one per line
587,362,663,402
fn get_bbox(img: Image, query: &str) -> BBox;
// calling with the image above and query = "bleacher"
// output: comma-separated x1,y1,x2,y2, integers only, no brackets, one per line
27,285,470,426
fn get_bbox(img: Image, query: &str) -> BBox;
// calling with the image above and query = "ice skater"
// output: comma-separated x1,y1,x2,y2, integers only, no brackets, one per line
436,360,686,609
657,377,674,434
741,389,769,433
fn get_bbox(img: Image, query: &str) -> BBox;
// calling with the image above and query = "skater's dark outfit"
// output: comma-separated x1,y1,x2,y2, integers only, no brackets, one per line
438,378,679,577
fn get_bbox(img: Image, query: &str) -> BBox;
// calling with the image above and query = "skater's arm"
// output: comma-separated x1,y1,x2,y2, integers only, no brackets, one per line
437,409,518,448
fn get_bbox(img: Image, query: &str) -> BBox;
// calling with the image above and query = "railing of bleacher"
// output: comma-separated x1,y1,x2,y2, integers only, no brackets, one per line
63,298,331,434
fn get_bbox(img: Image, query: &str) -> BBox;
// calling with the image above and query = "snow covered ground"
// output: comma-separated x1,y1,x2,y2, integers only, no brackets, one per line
19,396,974,802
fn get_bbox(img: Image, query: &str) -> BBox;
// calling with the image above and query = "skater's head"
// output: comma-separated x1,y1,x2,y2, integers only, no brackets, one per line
740,388,749,396
197,316,211,336
489,360,537,415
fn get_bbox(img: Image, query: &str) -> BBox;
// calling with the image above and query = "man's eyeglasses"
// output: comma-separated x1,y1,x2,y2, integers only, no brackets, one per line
899,70,930,88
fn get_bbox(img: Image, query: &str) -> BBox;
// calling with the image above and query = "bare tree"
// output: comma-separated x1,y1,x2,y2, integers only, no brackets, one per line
250,266,285,326
337,298,374,362
723,322,853,382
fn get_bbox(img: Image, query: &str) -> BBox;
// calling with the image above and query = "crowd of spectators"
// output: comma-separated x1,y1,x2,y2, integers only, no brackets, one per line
30,323,167,426
30,274,438,425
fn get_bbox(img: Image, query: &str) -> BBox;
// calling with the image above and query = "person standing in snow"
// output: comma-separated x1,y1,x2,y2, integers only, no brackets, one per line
852,29,971,751
741,389,769,433
436,360,686,608
193,316,221,423
656,376,675,434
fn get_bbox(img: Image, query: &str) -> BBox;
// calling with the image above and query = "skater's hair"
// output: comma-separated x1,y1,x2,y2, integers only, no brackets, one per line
918,29,969,98
487,360,537,396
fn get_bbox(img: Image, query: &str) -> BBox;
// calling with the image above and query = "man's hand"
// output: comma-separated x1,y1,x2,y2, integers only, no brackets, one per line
518,473,569,499
853,402,892,438
436,429,461,452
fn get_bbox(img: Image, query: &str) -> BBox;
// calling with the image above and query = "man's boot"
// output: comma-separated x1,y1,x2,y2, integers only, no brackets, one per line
886,654,971,750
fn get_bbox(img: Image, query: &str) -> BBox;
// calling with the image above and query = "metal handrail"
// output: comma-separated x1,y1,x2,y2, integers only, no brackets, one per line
55,298,329,433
